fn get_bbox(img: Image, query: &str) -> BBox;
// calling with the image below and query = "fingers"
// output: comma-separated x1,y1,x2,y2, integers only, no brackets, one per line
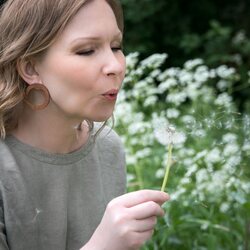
132,216,157,232
131,230,154,249
113,189,169,208
129,201,164,219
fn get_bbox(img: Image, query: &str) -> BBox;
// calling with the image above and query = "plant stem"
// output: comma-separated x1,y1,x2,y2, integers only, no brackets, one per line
161,143,173,192
135,164,144,189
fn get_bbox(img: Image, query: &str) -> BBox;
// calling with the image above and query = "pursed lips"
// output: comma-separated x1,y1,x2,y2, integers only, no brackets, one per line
101,88,119,100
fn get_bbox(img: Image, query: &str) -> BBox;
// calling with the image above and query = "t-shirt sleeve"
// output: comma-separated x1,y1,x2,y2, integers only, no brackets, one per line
0,197,9,250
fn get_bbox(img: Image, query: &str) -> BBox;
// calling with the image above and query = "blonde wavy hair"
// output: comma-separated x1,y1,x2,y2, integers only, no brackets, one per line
0,0,124,139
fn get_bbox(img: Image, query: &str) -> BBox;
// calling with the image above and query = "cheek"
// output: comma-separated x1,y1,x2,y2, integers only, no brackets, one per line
45,61,94,93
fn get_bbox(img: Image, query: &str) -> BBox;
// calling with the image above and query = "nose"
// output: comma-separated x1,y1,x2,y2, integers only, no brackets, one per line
102,49,125,77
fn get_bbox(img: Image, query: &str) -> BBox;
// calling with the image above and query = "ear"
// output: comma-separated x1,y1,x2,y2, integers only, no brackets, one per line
17,58,42,85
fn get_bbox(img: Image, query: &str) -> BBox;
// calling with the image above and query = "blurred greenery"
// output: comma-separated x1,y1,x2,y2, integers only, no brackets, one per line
121,0,250,111
115,53,250,250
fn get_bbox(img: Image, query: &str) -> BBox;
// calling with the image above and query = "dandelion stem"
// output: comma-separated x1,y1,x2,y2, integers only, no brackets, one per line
135,164,144,189
161,143,173,192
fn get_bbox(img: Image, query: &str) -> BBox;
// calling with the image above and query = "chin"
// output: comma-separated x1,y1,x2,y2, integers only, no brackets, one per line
88,112,113,122
83,106,114,122
93,115,112,122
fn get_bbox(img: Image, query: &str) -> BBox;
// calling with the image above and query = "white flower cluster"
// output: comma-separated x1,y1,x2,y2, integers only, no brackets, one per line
114,53,249,235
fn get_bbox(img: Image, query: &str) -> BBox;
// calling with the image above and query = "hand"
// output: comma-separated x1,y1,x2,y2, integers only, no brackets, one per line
82,189,170,250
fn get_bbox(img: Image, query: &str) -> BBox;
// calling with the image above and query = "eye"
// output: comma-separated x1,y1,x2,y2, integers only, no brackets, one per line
112,43,123,52
112,47,122,52
76,49,95,56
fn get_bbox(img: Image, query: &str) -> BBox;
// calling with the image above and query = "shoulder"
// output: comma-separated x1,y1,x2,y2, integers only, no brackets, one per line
0,138,21,175
0,139,15,165
93,122,125,165
0,138,18,185
93,123,124,151
93,123,127,196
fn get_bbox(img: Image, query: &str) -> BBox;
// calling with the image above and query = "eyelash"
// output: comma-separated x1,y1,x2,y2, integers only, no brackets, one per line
77,46,123,56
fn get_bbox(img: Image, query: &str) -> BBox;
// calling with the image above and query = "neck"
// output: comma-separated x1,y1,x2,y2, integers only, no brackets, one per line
11,106,90,154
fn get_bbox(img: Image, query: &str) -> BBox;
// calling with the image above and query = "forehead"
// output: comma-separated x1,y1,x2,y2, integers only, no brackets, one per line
57,0,121,44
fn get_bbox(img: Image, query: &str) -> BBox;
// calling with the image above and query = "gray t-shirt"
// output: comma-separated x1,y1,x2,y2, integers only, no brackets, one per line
0,126,126,250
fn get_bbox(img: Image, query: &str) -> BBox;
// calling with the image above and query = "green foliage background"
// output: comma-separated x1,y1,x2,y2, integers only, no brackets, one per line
116,1,250,249
121,0,250,111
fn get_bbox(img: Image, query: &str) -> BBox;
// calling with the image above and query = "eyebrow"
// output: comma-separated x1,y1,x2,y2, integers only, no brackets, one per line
70,32,123,46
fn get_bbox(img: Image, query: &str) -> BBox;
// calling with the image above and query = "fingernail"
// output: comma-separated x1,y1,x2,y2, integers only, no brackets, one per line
161,192,169,200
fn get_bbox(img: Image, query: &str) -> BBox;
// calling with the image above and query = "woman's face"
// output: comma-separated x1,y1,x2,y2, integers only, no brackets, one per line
35,0,126,122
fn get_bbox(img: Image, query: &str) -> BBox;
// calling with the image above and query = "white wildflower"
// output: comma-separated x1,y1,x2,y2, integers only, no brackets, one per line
193,129,206,138
126,173,135,182
125,52,139,70
155,168,165,179
126,155,137,165
179,70,193,85
181,115,196,124
196,169,209,183
158,68,180,81
180,177,191,185
186,84,200,100
166,92,187,105
166,108,180,118
205,147,221,164
135,148,151,159
134,79,148,89
214,93,233,108
222,133,237,143
216,65,236,79
114,102,132,121
144,96,158,107
140,53,168,69
194,150,208,161
170,187,186,200
209,69,217,78
194,65,210,83
185,164,198,177
242,141,250,152
184,58,203,70
217,80,229,91
232,31,246,45
223,144,239,157
225,155,241,168
128,122,147,135
183,158,193,166
220,202,230,213
150,69,161,78
158,78,178,93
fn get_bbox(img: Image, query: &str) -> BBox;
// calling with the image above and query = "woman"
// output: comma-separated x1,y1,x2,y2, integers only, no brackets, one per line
0,0,169,249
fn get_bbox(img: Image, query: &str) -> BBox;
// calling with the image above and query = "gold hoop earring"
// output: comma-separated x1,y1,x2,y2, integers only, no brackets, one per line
24,83,50,111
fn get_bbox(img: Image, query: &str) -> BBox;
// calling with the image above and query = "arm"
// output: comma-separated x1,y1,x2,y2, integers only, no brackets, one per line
80,190,169,250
